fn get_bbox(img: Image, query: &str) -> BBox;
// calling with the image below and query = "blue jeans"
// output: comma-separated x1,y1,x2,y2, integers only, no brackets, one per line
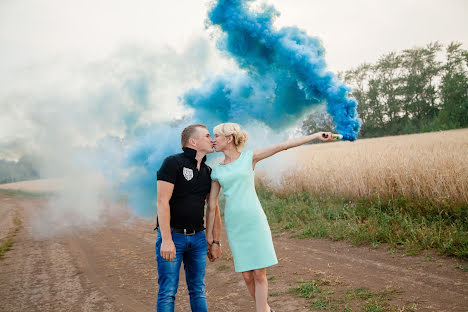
155,229,207,312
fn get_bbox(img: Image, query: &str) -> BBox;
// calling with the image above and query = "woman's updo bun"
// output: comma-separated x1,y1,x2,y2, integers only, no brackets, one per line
213,123,249,151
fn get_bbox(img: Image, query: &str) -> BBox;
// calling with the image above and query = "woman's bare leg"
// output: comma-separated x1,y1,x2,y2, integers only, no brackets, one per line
242,271,256,299
253,268,269,312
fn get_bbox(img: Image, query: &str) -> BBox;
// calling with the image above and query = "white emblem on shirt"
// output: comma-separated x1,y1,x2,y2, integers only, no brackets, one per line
183,167,194,181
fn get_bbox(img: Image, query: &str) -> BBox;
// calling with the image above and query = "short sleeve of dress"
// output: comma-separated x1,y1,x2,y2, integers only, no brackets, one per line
245,150,253,162
157,156,179,184
243,150,253,170
210,166,218,181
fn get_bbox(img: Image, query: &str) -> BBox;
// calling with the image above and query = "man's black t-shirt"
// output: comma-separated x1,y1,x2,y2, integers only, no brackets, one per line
156,147,212,229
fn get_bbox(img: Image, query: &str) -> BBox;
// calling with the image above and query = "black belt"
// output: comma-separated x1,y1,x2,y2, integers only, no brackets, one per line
153,226,205,235
171,227,205,235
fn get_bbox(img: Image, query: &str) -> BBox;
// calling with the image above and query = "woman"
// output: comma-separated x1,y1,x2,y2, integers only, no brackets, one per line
206,123,336,312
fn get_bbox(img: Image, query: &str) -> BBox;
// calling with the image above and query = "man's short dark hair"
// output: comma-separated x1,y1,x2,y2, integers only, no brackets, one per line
181,124,208,148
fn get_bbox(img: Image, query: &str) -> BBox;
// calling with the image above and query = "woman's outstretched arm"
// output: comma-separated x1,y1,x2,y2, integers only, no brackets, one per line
253,132,336,166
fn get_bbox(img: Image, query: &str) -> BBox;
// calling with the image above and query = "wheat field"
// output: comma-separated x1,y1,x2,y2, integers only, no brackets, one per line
280,128,468,204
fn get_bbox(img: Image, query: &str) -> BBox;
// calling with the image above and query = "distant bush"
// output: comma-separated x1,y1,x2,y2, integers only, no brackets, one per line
303,42,468,138
0,156,40,184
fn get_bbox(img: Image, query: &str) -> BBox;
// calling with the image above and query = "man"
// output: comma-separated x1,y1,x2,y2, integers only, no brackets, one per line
156,124,222,312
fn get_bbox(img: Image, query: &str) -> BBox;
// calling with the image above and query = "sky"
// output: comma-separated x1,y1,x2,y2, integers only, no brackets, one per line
0,0,467,160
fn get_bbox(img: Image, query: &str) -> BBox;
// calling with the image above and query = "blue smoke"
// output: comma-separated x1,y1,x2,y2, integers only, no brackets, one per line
122,124,183,217
185,0,360,140
121,0,360,217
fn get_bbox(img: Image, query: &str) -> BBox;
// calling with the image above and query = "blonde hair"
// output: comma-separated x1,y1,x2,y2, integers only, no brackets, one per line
213,123,249,151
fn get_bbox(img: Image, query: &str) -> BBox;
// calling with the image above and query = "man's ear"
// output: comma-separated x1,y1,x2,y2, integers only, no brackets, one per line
188,137,197,147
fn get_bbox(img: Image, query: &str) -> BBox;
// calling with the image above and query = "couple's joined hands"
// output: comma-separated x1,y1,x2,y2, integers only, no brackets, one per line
206,234,221,262
207,243,221,262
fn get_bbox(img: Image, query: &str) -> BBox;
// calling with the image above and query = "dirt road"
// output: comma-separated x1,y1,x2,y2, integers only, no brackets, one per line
1,192,467,311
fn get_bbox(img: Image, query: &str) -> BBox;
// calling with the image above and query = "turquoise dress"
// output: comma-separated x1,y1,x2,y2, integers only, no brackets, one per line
211,150,278,272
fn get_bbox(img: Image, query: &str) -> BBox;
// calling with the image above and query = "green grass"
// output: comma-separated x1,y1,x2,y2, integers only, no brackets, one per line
313,298,331,310
0,216,22,261
257,184,468,259
291,280,400,312
0,188,54,198
217,264,230,271
345,288,373,300
291,280,324,299
0,239,14,260
364,303,384,312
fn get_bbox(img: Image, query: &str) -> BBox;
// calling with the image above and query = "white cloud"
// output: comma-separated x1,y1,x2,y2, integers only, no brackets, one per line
271,0,468,71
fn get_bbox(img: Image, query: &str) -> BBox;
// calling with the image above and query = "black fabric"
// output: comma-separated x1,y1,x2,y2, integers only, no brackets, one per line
156,147,211,229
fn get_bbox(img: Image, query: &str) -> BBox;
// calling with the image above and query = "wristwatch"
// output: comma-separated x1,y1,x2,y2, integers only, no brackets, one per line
212,240,222,246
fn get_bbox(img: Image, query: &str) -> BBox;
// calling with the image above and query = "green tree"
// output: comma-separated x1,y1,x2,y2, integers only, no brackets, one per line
400,42,442,126
301,106,335,135
439,42,468,127
0,155,40,184
331,42,467,138
374,52,405,134
344,63,384,137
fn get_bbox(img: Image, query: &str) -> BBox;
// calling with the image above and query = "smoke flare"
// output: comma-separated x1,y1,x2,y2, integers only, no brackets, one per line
185,0,360,140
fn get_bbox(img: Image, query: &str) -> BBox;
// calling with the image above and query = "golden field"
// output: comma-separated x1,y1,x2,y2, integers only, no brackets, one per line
282,128,468,203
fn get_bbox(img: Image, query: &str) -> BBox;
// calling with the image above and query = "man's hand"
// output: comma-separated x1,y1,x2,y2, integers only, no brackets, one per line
160,239,176,262
208,244,221,262
206,237,214,262
206,233,213,246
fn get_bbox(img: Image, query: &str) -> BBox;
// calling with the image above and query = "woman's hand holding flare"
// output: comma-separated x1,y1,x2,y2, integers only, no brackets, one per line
319,132,339,142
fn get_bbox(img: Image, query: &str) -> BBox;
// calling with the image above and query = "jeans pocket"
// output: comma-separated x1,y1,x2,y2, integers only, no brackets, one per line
155,232,162,249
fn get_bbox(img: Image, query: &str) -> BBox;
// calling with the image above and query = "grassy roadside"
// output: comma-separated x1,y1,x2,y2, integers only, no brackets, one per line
288,278,415,312
0,216,22,260
0,189,54,198
257,184,468,260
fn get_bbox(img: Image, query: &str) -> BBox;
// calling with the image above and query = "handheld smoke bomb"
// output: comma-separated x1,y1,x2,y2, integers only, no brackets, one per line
322,133,343,140
333,134,343,140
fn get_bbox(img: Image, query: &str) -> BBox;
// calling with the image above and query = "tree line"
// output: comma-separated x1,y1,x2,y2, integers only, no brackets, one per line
0,156,40,184
302,42,468,138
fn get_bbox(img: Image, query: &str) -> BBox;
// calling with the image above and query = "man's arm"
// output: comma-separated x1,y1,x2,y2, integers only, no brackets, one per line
206,180,220,245
206,180,222,262
157,180,176,262
209,200,222,261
